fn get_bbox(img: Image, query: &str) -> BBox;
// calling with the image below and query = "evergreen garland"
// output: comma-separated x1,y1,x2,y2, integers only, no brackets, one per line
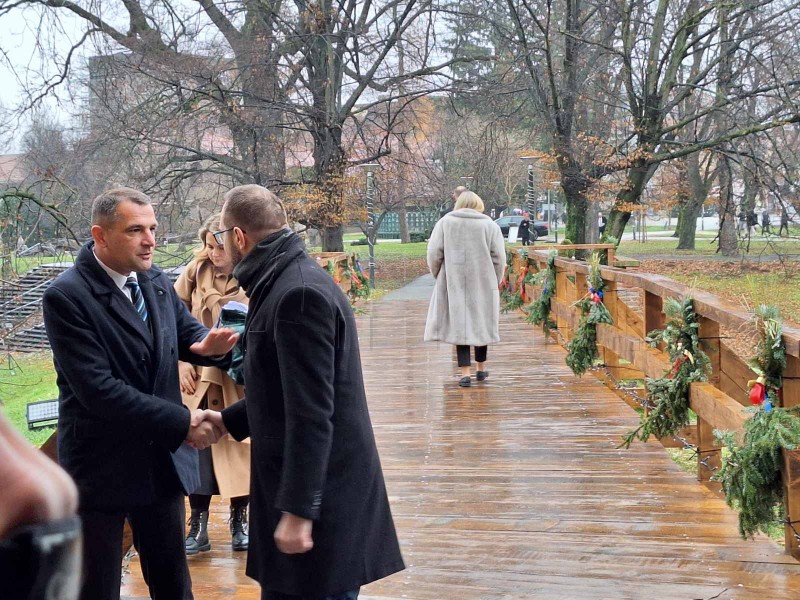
715,304,796,538
499,250,515,306
326,259,340,284
346,254,370,301
747,305,786,407
716,406,800,538
565,253,613,376
620,297,710,448
525,251,557,331
501,250,535,313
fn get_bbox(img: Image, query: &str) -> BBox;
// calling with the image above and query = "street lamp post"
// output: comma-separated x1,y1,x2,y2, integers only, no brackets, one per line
550,180,561,243
360,163,380,289
518,156,537,218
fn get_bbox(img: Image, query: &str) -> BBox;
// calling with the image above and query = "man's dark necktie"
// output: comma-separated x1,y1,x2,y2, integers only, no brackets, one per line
125,276,149,323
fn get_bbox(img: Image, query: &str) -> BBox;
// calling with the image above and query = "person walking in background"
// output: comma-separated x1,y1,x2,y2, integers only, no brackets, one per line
519,212,531,246
761,210,771,235
42,187,237,600
207,185,404,600
598,212,607,236
746,209,758,235
424,191,506,387
780,206,791,236
175,214,251,555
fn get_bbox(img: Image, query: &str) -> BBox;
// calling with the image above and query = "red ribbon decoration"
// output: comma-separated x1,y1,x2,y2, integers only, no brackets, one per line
516,267,528,303
748,377,766,405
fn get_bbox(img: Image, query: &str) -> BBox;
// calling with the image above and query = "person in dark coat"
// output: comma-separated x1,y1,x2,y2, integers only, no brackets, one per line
42,187,238,600
761,210,771,234
519,212,531,245
208,184,405,600
780,206,791,236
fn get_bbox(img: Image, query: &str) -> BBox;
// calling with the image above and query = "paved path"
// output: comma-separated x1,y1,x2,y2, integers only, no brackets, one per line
121,283,800,599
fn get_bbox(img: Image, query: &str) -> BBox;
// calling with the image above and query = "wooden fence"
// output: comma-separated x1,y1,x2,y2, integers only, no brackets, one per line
507,246,800,559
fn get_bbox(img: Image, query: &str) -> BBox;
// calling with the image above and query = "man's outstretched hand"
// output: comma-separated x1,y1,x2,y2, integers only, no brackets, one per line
190,327,239,357
186,409,227,450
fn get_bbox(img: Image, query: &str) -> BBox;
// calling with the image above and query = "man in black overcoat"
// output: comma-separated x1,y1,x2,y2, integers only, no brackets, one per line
42,187,238,600
208,185,405,600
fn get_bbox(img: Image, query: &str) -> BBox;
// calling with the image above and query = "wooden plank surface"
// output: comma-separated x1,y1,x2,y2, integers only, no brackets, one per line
121,297,800,599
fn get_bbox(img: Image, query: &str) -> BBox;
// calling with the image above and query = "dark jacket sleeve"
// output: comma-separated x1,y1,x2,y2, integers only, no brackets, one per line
221,397,250,441
43,285,190,452
172,285,232,369
274,286,336,520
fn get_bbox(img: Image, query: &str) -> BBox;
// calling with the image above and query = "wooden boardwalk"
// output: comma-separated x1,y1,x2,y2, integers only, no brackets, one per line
121,292,800,599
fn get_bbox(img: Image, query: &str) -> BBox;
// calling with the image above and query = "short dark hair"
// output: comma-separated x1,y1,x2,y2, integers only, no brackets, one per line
91,188,151,226
222,185,287,235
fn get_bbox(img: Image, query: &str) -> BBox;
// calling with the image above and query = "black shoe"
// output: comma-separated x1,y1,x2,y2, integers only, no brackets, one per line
185,510,211,555
230,505,249,552
476,370,489,381
458,376,471,387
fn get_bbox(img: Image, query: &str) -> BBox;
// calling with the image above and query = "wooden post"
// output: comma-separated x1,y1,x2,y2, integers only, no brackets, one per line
643,291,664,340
555,267,570,341
698,316,721,386
782,354,800,559
602,280,621,379
696,415,722,493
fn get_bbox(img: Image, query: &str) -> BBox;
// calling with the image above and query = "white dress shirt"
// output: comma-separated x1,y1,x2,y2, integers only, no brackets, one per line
93,251,137,303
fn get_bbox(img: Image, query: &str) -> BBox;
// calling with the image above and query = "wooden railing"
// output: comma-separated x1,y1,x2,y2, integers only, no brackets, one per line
310,252,351,294
508,246,800,558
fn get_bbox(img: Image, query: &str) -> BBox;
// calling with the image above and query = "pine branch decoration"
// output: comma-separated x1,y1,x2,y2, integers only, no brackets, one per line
525,251,557,331
565,253,613,376
715,304,795,538
620,297,711,448
716,406,800,538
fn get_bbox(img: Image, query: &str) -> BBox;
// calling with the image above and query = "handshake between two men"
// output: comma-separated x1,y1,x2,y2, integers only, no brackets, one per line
184,325,238,450
186,409,229,450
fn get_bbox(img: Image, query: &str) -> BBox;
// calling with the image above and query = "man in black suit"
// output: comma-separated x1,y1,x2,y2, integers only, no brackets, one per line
42,187,238,600
206,185,404,600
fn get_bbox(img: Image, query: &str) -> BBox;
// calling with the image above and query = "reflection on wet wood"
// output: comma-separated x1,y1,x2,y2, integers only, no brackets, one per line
121,299,800,599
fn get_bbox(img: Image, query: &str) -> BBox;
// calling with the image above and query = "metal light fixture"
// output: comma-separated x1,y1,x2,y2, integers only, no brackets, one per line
359,163,380,289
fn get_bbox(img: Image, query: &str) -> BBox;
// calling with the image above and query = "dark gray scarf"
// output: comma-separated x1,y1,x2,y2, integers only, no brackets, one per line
233,228,305,302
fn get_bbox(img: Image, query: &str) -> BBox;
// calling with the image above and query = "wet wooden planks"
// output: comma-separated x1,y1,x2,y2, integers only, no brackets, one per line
121,298,800,599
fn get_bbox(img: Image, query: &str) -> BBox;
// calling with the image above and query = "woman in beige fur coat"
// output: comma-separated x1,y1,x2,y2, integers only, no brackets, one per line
175,213,251,554
424,191,506,387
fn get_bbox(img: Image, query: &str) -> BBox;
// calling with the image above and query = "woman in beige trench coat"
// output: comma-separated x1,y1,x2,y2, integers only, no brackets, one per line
424,191,506,387
175,213,251,554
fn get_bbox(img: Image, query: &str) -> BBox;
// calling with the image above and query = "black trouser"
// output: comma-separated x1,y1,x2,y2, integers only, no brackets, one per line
456,345,487,367
79,493,192,600
780,223,789,236
189,494,249,511
520,232,530,246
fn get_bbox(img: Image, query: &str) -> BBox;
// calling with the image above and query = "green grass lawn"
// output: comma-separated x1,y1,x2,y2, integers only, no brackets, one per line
619,236,800,257
643,263,800,326
0,353,59,446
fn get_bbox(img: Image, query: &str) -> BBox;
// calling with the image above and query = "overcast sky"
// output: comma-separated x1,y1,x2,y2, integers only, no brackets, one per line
0,6,90,153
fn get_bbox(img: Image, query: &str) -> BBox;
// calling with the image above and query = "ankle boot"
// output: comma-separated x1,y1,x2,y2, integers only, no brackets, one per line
185,510,211,555
230,505,249,552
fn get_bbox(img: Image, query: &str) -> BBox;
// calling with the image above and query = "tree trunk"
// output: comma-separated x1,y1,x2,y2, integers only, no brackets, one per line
605,163,656,242
322,225,344,252
676,201,702,249
565,193,589,244
672,209,682,238
398,206,410,243
718,157,739,256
